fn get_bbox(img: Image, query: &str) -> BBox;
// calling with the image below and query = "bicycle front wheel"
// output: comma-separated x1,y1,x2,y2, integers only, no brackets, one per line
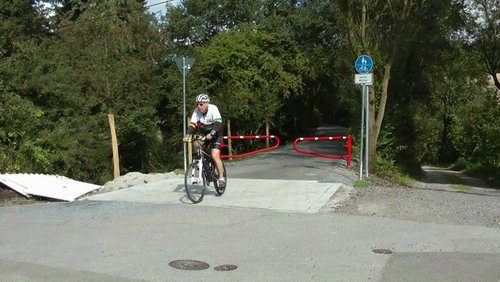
185,162,206,203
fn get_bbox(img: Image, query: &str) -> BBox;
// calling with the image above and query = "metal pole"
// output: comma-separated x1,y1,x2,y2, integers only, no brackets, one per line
359,84,365,180
182,57,187,172
365,85,369,177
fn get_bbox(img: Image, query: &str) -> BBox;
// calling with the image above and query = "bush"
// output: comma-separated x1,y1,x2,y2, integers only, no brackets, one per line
450,158,469,171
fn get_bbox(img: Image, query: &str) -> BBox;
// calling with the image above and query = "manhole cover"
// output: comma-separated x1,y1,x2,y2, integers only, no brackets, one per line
168,260,210,270
214,264,238,271
372,248,393,254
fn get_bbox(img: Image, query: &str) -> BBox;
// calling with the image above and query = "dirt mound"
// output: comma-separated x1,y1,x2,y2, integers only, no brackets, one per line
93,171,183,195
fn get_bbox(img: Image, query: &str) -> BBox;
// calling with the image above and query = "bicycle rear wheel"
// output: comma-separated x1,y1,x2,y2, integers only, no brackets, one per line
213,161,227,196
185,161,206,203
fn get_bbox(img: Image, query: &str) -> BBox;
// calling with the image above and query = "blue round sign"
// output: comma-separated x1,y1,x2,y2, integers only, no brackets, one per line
355,55,373,74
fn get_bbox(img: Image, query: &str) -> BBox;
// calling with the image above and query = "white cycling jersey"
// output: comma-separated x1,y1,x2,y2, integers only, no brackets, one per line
189,104,222,131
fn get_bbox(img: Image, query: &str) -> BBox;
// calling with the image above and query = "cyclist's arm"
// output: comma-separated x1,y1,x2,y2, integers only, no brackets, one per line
186,111,198,135
210,105,223,136
186,122,196,135
211,121,223,136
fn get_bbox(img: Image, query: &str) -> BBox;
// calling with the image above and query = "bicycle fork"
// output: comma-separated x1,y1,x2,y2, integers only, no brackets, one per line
191,158,203,184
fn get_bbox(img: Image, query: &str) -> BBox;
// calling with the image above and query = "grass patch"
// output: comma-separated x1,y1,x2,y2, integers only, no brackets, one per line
1,198,39,207
391,173,417,187
354,179,368,188
0,187,42,207
450,183,471,192
450,160,500,189
374,157,419,187
443,174,471,192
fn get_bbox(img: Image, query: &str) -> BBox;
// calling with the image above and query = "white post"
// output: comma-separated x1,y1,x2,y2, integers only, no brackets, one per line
359,85,365,180
365,85,369,177
182,57,187,172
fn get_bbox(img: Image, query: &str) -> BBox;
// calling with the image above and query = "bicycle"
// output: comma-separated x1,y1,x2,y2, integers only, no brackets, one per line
184,135,227,203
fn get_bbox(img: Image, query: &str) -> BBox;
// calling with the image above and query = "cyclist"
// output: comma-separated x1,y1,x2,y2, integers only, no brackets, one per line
183,93,226,188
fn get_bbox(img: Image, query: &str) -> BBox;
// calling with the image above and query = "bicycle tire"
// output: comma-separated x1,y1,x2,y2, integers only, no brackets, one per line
184,161,206,203
213,161,227,196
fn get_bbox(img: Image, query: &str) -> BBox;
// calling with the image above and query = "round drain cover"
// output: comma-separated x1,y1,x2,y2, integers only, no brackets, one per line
168,260,210,270
214,264,238,271
372,248,393,254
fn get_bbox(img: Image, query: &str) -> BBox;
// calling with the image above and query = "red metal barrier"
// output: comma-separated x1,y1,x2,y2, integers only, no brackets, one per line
221,135,281,159
293,135,352,167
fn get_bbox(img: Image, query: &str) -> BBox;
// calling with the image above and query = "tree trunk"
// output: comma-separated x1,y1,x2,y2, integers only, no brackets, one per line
368,45,396,173
490,72,500,90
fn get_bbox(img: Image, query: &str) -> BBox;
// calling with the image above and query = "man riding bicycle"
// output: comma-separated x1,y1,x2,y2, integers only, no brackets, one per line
183,93,226,188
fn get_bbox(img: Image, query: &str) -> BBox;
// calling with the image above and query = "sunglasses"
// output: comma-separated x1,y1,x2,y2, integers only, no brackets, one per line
197,103,206,106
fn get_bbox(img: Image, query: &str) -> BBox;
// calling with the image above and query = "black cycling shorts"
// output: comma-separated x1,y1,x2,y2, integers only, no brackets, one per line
210,134,223,150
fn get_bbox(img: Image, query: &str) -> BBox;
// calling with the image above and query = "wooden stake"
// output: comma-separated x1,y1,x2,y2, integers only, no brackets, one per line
108,113,120,178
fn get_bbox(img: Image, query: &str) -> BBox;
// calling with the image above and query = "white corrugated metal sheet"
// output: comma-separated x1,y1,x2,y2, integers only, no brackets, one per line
0,174,101,201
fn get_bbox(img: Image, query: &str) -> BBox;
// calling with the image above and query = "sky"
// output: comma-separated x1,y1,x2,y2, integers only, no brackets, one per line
146,0,180,16
39,1,180,18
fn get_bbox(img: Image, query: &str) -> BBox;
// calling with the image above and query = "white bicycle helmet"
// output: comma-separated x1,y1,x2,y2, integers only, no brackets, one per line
195,93,210,103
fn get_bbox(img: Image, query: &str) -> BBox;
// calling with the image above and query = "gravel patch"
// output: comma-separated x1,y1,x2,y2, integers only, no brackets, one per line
84,171,183,196
327,167,500,228
331,185,499,227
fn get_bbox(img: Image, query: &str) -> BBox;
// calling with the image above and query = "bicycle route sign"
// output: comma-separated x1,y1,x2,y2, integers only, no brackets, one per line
354,55,373,85
355,55,373,74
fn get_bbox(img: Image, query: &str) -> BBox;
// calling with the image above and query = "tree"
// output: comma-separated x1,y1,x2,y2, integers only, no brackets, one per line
192,25,304,152
30,0,167,181
460,0,500,90
0,1,52,172
424,44,486,163
452,91,500,167
165,0,261,46
336,0,455,172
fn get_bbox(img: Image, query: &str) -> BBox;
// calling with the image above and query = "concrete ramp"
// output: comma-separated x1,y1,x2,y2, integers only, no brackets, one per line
83,178,341,213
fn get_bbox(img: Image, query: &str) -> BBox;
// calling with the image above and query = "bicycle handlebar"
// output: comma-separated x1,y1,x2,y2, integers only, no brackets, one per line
184,134,206,143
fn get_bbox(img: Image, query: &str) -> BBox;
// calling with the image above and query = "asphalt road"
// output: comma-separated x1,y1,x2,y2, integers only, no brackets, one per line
0,133,499,281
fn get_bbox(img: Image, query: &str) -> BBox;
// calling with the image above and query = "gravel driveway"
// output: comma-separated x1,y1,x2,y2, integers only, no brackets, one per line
330,166,500,228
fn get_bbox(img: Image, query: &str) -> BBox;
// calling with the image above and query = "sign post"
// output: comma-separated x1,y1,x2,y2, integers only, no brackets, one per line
174,56,196,172
354,55,373,179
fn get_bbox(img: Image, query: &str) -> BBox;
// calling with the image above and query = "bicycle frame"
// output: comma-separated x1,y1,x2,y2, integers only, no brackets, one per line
190,137,210,184
184,135,227,203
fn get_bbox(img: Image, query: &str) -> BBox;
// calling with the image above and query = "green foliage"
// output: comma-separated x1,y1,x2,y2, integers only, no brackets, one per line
192,25,305,137
450,158,469,171
460,0,500,89
463,164,500,188
374,156,418,187
354,179,368,188
0,0,498,186
165,0,260,46
0,1,52,173
452,91,500,167
0,92,49,172
0,0,169,183
450,158,500,188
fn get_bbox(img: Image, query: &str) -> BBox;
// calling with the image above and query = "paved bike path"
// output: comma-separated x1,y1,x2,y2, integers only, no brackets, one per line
84,177,342,213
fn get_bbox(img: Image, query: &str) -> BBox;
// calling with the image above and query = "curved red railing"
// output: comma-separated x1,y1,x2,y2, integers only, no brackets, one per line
221,135,281,159
293,135,352,167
